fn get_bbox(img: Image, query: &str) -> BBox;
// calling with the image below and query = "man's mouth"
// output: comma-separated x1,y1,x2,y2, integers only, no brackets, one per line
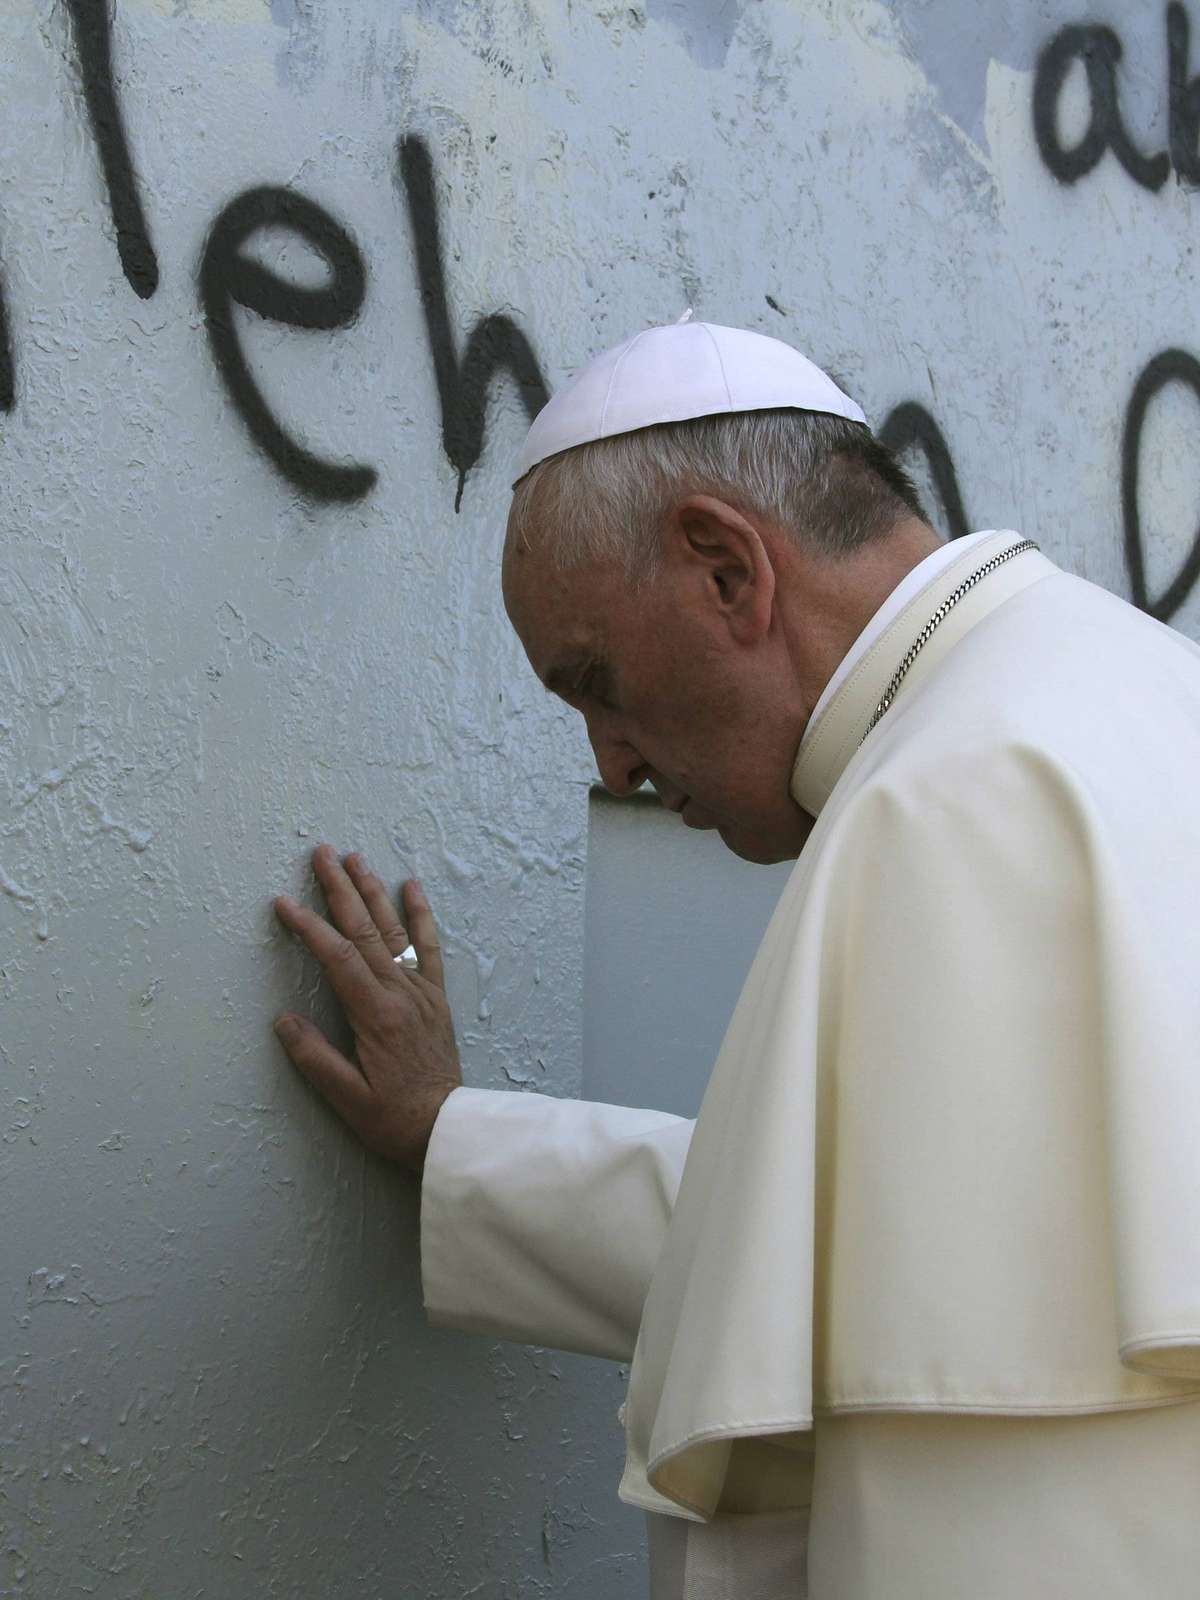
652,785,687,813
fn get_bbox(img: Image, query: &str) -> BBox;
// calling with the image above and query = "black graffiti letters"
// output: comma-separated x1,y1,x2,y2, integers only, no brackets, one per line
64,0,159,298
199,188,377,504
1033,23,1171,190
5,5,1198,629
62,0,375,499
878,401,970,541
195,136,551,510
1029,8,1200,623
52,1,544,509
1034,6,1200,190
1122,348,1200,620
397,137,549,511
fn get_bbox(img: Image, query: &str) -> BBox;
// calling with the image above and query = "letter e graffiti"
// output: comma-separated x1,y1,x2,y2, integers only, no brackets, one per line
199,187,376,503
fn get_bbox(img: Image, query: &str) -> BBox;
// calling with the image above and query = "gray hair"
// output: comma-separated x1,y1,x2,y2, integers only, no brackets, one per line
505,407,929,590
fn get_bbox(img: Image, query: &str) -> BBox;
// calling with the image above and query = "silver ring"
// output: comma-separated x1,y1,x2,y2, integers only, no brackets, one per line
393,944,419,971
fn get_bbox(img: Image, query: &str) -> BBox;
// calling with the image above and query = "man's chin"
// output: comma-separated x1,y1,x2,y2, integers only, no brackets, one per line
680,801,718,831
680,802,809,863
713,819,811,865
720,831,789,864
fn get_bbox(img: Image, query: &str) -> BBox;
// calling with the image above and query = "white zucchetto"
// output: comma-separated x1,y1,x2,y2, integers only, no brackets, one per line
511,311,868,488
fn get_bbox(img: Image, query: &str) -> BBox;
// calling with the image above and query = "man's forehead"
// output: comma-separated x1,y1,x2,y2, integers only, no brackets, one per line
504,548,609,665
501,534,572,615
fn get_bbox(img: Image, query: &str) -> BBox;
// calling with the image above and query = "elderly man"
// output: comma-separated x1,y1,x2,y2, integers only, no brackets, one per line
272,321,1200,1599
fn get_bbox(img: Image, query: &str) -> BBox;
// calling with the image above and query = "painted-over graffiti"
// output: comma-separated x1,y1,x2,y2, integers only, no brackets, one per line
4,0,1196,623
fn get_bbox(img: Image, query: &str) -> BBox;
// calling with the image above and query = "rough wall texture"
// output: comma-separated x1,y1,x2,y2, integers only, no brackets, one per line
2,1,1199,1596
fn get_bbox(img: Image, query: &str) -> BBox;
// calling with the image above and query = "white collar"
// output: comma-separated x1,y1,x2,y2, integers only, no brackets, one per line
799,530,1000,745
790,531,1049,818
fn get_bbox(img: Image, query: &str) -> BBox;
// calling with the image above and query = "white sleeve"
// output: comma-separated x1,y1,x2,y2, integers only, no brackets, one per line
419,1085,695,1362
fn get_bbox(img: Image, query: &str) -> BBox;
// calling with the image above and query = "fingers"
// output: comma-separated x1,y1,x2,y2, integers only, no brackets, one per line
273,892,379,1013
273,1014,374,1131
276,844,442,994
309,843,397,979
344,854,411,957
402,879,445,991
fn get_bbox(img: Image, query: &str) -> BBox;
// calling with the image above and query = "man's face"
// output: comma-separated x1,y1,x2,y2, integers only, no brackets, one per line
502,515,814,864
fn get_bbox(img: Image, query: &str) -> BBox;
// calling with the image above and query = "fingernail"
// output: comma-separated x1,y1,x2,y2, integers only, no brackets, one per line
411,879,426,903
274,1016,299,1037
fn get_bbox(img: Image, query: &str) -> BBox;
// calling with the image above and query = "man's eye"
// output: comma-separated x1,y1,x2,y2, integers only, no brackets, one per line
581,668,617,711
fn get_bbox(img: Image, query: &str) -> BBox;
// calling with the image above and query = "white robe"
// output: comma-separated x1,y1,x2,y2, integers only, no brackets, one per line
421,531,1200,1597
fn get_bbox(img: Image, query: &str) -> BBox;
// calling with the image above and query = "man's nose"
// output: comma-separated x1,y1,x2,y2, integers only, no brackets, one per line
589,728,647,798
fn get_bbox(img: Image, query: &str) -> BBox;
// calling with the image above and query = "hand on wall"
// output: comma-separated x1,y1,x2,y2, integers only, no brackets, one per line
271,844,463,1175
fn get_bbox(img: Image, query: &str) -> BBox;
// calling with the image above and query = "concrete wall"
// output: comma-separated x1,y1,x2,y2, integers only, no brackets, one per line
2,1,1199,1595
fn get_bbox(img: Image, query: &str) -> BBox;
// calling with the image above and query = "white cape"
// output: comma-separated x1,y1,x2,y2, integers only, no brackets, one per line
618,532,1200,1523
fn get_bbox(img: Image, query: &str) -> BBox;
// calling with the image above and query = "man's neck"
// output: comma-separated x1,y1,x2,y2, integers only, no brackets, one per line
778,517,946,727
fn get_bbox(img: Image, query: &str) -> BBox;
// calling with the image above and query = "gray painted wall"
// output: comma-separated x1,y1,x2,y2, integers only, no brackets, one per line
2,1,1198,1595
584,789,793,1121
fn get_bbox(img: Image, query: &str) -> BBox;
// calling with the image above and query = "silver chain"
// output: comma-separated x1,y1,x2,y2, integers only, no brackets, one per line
862,539,1040,742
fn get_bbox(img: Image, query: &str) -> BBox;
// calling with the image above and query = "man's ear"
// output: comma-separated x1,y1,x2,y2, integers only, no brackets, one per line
669,494,775,645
